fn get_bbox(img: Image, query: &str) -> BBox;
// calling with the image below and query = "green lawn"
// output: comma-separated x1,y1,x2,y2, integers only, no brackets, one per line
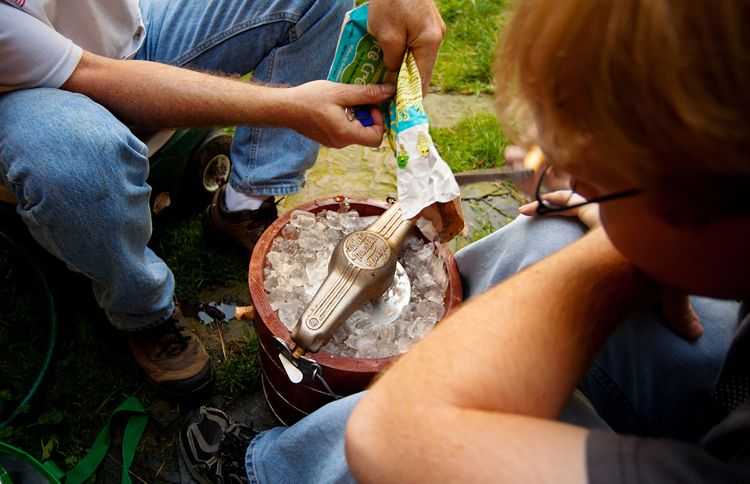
432,0,507,94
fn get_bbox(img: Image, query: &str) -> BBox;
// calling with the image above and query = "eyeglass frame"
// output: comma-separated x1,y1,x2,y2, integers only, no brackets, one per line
534,164,642,215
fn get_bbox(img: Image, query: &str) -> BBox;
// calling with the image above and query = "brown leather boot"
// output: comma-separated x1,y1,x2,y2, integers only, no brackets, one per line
203,185,277,255
126,301,212,398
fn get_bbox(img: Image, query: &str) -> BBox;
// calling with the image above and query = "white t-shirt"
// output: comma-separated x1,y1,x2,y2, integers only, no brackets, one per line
0,0,144,92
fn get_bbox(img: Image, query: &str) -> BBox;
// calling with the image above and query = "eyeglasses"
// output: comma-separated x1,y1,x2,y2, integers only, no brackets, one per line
535,164,641,215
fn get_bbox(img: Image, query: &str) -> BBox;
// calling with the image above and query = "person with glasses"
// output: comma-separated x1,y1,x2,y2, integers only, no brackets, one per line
177,1,748,482
344,0,750,482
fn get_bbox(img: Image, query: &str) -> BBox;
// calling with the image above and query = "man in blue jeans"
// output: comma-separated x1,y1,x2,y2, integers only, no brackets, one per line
0,0,443,401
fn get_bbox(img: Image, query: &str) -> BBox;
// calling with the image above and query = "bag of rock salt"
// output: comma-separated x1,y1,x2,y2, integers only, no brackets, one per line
327,3,464,242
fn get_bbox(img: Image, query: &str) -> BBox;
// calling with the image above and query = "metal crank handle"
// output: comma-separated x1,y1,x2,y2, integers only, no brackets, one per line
291,202,415,355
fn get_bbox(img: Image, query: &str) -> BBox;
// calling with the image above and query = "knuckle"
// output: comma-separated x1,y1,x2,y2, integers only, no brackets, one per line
377,30,405,49
362,83,379,99
421,24,445,45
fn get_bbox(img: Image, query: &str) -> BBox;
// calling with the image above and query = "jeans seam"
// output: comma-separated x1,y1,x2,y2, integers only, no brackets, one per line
174,13,299,66
589,363,651,435
247,432,264,484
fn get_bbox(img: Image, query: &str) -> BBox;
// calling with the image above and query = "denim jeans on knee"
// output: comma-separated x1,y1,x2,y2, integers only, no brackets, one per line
137,0,353,197
246,392,361,483
0,0,350,329
0,88,174,329
455,215,740,440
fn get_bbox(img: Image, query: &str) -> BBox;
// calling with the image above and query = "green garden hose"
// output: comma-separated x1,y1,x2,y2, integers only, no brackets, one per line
0,441,61,484
0,229,57,432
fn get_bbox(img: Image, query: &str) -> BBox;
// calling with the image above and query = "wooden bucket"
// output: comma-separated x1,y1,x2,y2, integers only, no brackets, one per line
248,196,462,425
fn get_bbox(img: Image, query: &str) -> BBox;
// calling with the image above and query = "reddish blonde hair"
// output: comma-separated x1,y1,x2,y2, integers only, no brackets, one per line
495,0,750,197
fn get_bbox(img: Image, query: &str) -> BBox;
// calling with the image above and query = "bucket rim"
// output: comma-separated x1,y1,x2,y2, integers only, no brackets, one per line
248,195,462,372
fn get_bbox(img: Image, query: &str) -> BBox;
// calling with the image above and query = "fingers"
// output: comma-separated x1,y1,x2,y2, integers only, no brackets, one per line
410,24,445,94
338,108,386,148
519,190,582,215
334,84,392,148
353,124,387,148
374,25,408,73
518,200,540,217
339,83,395,106
368,103,385,127
367,0,445,95
576,204,602,230
659,289,704,341
518,191,601,229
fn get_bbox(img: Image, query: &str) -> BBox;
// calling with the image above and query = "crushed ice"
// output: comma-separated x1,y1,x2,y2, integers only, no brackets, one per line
264,208,448,359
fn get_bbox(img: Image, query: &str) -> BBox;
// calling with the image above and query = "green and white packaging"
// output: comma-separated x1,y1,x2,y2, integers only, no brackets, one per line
328,3,460,220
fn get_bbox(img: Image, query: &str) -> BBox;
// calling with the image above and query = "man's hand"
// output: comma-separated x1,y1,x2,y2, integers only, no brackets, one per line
368,0,445,94
413,197,465,242
658,288,704,340
285,80,395,148
519,190,704,342
519,190,601,229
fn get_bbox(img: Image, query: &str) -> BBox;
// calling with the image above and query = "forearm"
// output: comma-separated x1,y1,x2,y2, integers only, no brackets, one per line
61,51,393,147
346,228,653,482
61,51,295,130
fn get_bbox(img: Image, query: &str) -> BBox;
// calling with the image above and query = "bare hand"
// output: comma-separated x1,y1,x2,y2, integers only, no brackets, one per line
658,287,704,341
286,80,395,148
414,197,465,242
518,188,704,342
368,0,445,95
518,191,601,229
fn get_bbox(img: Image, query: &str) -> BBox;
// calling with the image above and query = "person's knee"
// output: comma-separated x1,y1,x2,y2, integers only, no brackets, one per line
456,215,588,298
1,89,149,212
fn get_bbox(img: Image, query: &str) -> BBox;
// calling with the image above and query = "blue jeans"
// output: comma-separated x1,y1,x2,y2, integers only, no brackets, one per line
245,216,739,481
0,0,350,329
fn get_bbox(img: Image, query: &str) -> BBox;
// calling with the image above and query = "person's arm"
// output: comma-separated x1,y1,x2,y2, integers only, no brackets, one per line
345,228,653,482
367,0,445,94
61,51,395,148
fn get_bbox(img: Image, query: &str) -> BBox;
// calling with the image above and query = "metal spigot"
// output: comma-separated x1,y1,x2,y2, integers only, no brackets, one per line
290,201,415,355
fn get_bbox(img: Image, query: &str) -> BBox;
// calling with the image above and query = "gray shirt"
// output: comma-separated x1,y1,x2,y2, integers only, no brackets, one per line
0,0,144,92
587,307,750,483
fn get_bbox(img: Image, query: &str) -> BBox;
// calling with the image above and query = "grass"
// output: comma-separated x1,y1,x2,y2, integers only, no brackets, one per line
432,0,508,94
0,212,256,473
0,242,50,426
215,328,263,396
430,111,511,172
0,237,155,466
151,214,247,301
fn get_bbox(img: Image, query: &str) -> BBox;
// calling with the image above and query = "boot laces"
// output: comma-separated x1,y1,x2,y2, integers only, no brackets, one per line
155,318,191,357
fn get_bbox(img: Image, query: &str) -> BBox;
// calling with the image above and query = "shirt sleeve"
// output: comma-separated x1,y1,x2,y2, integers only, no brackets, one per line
0,3,83,92
586,429,750,484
